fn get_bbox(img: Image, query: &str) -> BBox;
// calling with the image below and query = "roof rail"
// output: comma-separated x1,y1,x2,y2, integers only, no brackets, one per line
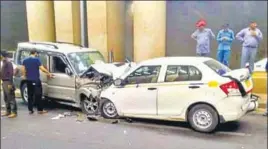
29,42,59,49
56,41,83,47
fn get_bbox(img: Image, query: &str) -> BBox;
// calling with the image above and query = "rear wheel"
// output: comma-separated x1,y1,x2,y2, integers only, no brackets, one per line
188,104,219,133
20,83,28,104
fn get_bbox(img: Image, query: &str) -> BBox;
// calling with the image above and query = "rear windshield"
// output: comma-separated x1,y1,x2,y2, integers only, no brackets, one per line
204,60,231,75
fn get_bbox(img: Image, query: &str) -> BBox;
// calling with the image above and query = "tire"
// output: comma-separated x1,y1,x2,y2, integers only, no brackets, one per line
101,99,118,119
188,104,219,133
20,83,28,104
81,95,99,115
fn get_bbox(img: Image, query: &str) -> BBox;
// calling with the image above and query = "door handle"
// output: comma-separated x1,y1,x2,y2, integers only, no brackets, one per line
188,86,200,89
148,87,157,90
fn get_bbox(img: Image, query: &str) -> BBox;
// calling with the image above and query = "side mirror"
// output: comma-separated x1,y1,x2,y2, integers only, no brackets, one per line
65,67,73,76
114,78,123,86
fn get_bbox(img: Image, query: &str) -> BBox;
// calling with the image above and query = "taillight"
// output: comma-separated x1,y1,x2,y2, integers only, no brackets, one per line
220,81,240,95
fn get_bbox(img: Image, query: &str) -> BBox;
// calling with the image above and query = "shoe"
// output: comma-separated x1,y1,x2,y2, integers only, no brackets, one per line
29,111,34,115
263,113,268,116
1,112,11,117
38,110,48,114
7,113,17,118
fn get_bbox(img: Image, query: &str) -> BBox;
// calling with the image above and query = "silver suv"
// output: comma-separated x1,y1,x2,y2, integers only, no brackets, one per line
14,42,123,115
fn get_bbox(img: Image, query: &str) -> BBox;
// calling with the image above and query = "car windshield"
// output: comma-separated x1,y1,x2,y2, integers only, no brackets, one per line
204,59,231,75
67,51,105,74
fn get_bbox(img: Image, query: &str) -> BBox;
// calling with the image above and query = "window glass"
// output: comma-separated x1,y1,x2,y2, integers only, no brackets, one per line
19,50,30,65
68,51,105,74
165,65,202,82
38,52,48,68
204,59,231,75
52,56,67,73
126,66,161,84
18,50,48,68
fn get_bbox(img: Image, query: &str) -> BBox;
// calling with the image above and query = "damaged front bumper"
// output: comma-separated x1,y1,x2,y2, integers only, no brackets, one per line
247,94,259,112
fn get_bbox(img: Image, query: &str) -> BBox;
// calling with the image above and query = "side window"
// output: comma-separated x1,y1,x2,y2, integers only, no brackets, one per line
188,66,202,81
165,65,202,82
126,66,161,84
51,56,67,73
38,53,48,68
18,50,30,65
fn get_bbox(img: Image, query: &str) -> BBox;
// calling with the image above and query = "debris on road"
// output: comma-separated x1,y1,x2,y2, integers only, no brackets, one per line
51,114,65,120
125,118,133,123
63,112,72,117
87,115,100,121
76,112,85,122
112,119,120,124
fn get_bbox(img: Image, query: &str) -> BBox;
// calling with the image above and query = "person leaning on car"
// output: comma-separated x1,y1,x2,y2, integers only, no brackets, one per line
21,49,53,115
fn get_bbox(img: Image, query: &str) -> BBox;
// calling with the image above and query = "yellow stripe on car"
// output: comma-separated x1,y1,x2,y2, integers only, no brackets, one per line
208,81,219,87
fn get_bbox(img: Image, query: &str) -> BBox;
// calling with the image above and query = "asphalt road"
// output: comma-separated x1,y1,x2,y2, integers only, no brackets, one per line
1,97,267,149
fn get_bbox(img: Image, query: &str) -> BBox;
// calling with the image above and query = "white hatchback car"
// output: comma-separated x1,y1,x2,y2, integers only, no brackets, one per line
99,57,258,133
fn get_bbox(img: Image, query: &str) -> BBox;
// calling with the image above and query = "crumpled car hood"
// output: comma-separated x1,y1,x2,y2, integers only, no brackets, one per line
89,61,136,79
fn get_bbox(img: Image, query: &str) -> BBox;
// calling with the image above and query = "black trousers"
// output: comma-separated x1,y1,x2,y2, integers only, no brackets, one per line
26,79,43,112
2,81,17,114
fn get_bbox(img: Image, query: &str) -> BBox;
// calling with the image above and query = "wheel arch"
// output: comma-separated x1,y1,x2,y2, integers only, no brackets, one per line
185,102,221,122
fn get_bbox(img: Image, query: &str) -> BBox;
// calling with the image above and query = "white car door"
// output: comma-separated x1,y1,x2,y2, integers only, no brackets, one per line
112,65,161,115
158,65,203,116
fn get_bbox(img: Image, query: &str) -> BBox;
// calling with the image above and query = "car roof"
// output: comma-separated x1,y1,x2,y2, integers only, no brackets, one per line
17,42,99,54
140,56,213,65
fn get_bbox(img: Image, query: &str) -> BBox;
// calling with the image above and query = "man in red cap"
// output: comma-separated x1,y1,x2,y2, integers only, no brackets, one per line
191,19,215,56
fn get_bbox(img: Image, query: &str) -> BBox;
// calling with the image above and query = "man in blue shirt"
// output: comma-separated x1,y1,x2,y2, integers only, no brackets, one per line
21,49,53,114
216,24,235,66
191,19,215,56
236,21,263,73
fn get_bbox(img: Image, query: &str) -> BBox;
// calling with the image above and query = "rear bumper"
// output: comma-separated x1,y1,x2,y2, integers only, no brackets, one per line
246,94,259,112
218,94,259,123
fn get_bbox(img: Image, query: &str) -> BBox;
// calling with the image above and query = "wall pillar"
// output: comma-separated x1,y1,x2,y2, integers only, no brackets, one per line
133,1,166,62
86,1,125,62
54,1,81,45
26,1,55,41
107,1,125,62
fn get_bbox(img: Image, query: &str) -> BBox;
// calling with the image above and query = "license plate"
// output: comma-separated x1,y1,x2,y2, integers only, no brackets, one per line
245,80,251,88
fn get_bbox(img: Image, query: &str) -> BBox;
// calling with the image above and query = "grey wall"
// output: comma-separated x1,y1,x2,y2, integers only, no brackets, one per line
1,1,28,50
166,1,267,68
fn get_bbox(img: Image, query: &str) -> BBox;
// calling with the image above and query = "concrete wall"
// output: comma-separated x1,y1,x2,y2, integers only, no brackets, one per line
1,1,28,50
166,1,267,68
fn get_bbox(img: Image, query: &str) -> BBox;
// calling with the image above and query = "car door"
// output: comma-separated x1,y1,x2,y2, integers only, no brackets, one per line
14,49,49,96
112,65,161,115
47,53,76,101
157,65,203,116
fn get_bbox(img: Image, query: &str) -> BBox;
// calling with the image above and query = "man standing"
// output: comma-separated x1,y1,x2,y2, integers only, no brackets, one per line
21,49,53,114
236,21,263,73
0,50,17,118
216,24,235,66
191,19,215,56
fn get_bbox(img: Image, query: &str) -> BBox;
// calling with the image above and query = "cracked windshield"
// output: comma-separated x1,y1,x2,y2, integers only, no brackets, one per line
68,51,105,74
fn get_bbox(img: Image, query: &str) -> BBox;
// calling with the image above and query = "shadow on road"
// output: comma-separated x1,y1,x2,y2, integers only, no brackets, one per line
16,99,241,134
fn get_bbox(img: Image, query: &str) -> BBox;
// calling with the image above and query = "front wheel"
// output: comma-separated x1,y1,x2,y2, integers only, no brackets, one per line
101,100,118,119
188,104,219,133
81,95,99,115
